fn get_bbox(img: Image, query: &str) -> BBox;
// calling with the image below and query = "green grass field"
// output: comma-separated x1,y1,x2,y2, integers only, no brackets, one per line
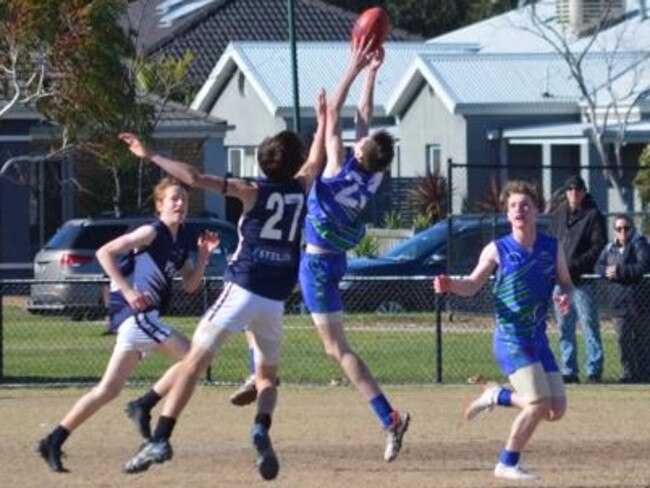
0,304,623,385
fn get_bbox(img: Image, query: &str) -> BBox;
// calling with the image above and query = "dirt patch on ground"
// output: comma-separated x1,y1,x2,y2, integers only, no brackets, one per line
2,385,649,487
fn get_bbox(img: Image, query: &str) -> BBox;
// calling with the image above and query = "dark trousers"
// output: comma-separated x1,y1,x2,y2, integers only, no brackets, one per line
613,312,650,382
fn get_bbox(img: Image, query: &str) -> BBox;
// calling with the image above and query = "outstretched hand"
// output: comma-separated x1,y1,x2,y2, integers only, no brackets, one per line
349,34,375,73
119,132,152,160
433,275,453,294
197,231,220,262
368,46,385,72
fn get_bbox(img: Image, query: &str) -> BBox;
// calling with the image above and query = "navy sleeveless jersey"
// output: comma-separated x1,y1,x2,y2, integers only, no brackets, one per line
108,218,190,328
304,155,384,252
224,178,306,301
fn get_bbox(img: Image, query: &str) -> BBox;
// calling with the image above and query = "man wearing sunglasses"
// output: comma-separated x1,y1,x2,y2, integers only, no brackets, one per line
595,215,650,383
549,175,607,384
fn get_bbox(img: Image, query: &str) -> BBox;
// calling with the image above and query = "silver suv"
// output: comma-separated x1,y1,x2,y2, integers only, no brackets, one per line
29,215,237,320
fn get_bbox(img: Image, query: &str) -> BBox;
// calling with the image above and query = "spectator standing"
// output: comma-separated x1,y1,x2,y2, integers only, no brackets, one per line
550,175,606,383
594,215,650,383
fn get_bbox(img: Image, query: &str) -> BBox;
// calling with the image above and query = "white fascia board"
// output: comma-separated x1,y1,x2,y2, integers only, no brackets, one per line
191,43,279,117
508,137,590,145
192,43,238,111
386,56,459,116
385,60,422,115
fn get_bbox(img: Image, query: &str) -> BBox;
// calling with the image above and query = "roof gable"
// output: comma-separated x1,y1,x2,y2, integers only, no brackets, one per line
387,51,650,116
192,41,473,116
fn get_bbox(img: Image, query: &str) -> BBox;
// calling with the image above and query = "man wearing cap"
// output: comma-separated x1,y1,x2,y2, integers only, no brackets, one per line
549,175,607,383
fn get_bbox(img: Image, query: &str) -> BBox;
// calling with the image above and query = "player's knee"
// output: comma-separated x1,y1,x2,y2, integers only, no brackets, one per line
546,403,567,421
527,398,551,419
322,341,348,363
182,350,211,377
93,382,121,402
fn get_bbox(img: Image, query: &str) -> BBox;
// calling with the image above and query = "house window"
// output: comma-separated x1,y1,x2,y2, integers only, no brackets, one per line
228,148,243,177
426,144,442,175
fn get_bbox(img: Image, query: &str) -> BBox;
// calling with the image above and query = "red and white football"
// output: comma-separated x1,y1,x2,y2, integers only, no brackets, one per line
351,7,390,51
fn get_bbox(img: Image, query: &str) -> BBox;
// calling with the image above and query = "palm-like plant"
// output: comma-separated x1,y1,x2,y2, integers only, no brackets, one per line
407,170,448,227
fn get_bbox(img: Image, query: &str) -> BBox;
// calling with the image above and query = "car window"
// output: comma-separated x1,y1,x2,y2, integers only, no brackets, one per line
43,223,129,250
43,224,82,250
74,225,131,249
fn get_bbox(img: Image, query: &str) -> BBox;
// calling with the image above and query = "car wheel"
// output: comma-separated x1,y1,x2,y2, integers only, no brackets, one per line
375,300,405,314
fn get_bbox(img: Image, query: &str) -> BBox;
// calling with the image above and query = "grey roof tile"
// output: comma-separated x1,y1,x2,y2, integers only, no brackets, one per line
136,0,420,90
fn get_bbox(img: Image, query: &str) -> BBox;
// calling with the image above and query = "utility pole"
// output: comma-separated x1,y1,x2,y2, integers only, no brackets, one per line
288,0,301,133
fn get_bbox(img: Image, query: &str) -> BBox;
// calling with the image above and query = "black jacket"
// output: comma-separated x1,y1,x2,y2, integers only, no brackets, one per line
549,194,607,284
594,232,650,316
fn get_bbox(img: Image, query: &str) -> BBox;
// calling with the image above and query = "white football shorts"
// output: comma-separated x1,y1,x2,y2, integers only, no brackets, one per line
193,282,284,366
114,310,173,353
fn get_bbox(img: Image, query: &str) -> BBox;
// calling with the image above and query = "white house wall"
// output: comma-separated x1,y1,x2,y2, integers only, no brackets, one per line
398,82,467,176
396,80,467,211
209,68,287,175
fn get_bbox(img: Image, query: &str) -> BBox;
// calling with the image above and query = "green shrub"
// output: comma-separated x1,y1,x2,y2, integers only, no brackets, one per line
353,234,379,258
382,210,406,229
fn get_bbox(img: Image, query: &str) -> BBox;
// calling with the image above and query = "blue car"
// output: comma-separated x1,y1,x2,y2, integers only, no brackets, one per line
340,215,550,313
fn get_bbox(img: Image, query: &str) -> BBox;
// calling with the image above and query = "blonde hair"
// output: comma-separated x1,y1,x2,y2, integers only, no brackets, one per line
153,176,188,215
499,180,544,211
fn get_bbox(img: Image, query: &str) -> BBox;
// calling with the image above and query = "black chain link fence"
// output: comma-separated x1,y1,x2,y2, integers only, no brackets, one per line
1,274,648,386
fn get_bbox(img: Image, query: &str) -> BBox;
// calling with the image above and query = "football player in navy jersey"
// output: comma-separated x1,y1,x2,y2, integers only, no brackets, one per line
37,176,219,473
434,180,573,481
117,89,327,479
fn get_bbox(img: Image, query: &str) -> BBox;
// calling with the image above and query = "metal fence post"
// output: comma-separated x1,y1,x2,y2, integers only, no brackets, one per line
203,277,213,383
435,291,443,383
0,280,4,382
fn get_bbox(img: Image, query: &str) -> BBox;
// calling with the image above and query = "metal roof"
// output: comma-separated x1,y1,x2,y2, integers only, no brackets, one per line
387,51,650,115
431,0,650,54
192,41,475,116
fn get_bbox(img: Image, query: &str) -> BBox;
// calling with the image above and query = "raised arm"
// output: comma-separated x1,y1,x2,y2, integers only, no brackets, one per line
323,37,374,177
119,132,257,209
295,89,327,192
178,231,220,293
433,242,499,297
355,47,384,140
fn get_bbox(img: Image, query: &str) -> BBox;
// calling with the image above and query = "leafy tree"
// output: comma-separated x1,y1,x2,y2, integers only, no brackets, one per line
323,0,518,38
1,1,199,218
513,2,650,208
1,0,156,217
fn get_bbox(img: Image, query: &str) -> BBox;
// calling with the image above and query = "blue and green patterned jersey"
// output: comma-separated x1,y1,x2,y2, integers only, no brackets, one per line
304,155,383,252
493,233,558,344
